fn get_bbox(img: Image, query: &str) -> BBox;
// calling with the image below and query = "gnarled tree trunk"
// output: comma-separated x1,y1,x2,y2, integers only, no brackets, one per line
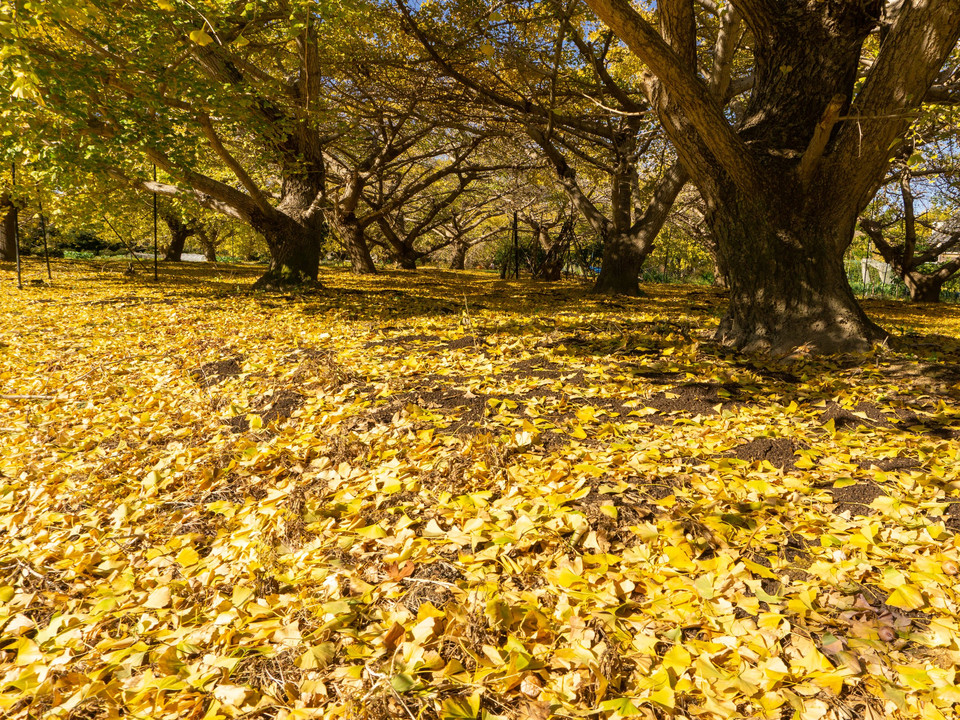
450,245,468,270
713,188,885,353
337,219,377,274
161,211,194,262
593,231,645,294
583,0,960,352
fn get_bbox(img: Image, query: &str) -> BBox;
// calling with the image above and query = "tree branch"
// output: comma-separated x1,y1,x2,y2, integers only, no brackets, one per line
581,0,762,194
829,0,960,212
197,113,272,215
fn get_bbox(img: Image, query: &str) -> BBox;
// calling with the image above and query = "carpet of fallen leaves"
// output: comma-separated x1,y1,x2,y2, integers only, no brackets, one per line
2,258,960,720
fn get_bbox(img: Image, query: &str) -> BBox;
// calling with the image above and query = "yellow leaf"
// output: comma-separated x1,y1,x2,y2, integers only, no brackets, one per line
886,584,925,611
357,523,387,539
664,545,696,572
157,0,175,9
145,586,172,609
15,638,43,666
190,29,214,46
571,424,588,439
213,684,248,707
176,546,200,567
650,685,675,708
662,644,691,673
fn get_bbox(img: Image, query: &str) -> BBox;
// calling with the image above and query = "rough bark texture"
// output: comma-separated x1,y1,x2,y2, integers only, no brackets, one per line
161,212,194,262
713,189,886,353
450,241,468,270
905,276,945,303
338,220,377,274
593,230,644,295
1,194,16,262
532,225,568,282
203,242,217,262
583,0,960,352
252,204,326,288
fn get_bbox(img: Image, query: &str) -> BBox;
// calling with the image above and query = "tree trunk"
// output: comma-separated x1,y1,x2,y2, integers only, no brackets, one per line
339,220,377,274
393,246,418,270
533,226,569,282
712,191,886,354
450,241,468,270
593,231,646,295
203,241,217,262
162,213,192,262
0,195,16,262
254,215,324,287
905,273,943,303
582,0,960,353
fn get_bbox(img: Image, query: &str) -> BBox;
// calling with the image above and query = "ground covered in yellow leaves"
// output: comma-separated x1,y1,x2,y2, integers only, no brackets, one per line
2,258,960,720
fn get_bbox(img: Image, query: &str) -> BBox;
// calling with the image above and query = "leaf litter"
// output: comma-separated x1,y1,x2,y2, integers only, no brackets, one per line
1,260,960,719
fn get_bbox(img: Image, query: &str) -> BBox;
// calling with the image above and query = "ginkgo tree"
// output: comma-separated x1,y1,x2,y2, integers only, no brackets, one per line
582,0,960,352
2,0,389,284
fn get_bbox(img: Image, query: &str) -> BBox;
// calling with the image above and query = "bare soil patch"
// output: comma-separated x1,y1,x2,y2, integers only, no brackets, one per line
190,356,243,387
828,481,887,516
727,437,805,470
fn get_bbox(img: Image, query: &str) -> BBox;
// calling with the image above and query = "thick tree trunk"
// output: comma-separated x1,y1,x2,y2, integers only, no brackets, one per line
712,191,886,354
254,216,324,287
905,274,943,303
450,242,468,270
593,231,646,295
339,220,377,274
0,195,16,262
162,213,192,262
165,231,188,261
394,247,418,270
533,226,568,282
583,0,960,353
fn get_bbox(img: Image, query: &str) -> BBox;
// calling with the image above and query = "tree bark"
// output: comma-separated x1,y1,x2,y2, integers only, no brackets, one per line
203,241,217,262
161,211,194,262
252,212,325,287
0,194,16,262
583,0,960,352
532,225,568,282
593,230,645,294
713,189,885,353
450,241,468,270
337,219,377,274
904,274,944,303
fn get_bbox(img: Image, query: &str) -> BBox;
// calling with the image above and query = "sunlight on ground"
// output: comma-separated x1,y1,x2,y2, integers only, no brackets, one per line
2,259,959,720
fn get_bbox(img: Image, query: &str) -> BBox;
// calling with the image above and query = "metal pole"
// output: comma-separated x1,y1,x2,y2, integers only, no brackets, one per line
38,192,51,280
153,164,158,281
12,163,21,290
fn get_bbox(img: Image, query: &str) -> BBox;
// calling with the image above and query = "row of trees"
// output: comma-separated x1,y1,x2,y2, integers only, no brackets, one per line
2,0,960,352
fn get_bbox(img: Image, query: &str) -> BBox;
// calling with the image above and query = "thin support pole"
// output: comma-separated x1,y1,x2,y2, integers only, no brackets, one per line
38,193,51,280
12,163,21,290
153,164,158,281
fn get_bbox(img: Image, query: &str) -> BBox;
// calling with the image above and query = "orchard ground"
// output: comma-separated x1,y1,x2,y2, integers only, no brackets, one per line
2,258,960,720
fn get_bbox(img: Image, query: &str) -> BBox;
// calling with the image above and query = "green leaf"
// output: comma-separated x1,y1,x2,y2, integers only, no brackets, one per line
391,673,417,693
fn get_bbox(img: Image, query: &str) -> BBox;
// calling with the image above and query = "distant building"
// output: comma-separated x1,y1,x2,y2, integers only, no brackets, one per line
932,218,960,262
